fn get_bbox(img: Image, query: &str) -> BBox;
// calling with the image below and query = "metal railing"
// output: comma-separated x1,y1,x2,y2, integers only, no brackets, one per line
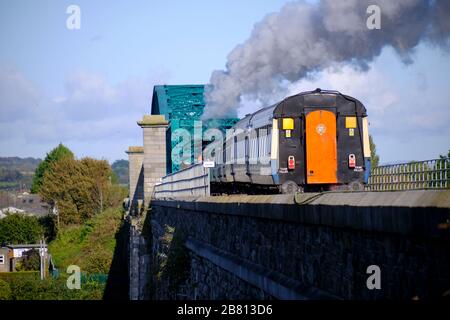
153,163,210,198
367,158,450,191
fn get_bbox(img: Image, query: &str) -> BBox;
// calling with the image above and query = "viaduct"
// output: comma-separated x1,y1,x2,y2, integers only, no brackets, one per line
124,85,450,300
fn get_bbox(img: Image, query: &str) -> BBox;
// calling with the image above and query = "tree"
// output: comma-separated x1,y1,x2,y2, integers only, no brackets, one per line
369,135,380,168
111,160,129,186
0,213,44,244
31,144,74,193
438,149,450,188
80,158,112,215
38,214,57,242
39,156,83,225
39,156,118,226
440,149,450,159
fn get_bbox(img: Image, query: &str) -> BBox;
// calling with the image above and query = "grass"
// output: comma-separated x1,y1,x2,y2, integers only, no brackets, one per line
0,181,19,190
0,271,39,282
0,272,105,300
0,206,125,300
49,206,124,274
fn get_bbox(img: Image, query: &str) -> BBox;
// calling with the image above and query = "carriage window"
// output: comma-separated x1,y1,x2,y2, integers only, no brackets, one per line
234,136,237,162
223,142,226,164
0,255,4,264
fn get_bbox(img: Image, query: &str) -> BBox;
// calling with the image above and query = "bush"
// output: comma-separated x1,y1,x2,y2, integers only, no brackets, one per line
0,279,11,300
38,214,57,242
0,272,104,300
49,206,124,273
0,213,44,244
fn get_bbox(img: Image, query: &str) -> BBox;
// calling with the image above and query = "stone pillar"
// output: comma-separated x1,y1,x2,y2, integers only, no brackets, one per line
138,115,169,208
125,146,144,215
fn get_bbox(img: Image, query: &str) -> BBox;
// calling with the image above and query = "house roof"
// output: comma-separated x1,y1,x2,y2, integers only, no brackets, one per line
5,244,48,249
0,193,50,217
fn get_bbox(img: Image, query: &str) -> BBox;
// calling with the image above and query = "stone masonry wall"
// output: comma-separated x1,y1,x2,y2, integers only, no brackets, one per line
178,253,273,300
126,147,144,215
139,115,168,208
148,194,450,300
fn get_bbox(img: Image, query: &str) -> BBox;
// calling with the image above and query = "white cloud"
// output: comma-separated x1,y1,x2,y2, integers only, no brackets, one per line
287,64,399,116
0,66,169,160
0,65,43,121
56,70,168,121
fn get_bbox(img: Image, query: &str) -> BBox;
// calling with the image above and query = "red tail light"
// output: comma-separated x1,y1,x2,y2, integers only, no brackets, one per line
288,156,295,170
349,154,356,168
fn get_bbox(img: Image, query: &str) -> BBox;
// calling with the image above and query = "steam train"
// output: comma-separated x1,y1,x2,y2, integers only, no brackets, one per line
207,89,371,193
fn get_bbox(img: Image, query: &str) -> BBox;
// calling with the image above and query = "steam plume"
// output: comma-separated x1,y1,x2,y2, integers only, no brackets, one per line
203,0,450,119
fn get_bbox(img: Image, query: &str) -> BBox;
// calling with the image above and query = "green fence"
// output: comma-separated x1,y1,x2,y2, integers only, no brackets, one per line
367,158,450,191
50,269,108,284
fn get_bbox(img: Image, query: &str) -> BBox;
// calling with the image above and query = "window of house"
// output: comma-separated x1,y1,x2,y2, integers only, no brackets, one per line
0,255,4,264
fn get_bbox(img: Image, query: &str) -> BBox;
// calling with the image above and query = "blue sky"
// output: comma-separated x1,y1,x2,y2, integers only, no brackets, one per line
0,0,449,164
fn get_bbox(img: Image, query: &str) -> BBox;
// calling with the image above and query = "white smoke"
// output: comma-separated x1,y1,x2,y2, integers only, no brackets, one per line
203,0,450,119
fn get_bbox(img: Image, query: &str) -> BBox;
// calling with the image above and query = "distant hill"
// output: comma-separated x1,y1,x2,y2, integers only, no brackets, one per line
111,159,129,186
0,157,128,191
0,157,41,191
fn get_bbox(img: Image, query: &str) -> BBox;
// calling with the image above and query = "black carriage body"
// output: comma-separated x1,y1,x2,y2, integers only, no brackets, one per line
209,89,370,192
274,90,368,188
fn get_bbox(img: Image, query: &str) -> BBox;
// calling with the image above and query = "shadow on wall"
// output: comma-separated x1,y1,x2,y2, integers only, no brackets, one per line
103,220,130,300
131,168,144,216
142,210,191,300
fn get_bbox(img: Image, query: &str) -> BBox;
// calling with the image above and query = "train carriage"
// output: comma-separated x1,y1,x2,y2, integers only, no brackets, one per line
208,88,371,193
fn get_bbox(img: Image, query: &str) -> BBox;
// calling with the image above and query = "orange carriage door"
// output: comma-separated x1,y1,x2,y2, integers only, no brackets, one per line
305,110,338,184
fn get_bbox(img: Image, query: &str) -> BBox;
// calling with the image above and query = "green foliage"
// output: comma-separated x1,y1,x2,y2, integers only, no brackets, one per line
0,157,41,172
1,273,104,300
16,249,41,271
0,271,39,282
161,230,190,294
38,214,57,242
31,144,74,194
0,207,125,300
369,135,380,168
106,183,128,208
111,159,129,186
0,213,44,244
0,279,11,300
49,206,124,274
0,167,23,182
0,182,18,189
0,157,41,191
39,156,121,226
440,149,450,159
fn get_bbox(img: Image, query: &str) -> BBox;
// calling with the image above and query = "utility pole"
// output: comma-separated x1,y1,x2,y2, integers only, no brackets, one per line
38,238,47,280
53,201,59,231
97,178,105,214
39,239,44,280
100,182,103,214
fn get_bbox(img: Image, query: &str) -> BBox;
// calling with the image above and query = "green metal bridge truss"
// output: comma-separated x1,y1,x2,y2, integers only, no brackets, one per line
151,85,238,173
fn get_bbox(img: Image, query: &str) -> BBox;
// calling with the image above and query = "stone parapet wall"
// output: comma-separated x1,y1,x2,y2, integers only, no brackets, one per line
148,191,450,300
